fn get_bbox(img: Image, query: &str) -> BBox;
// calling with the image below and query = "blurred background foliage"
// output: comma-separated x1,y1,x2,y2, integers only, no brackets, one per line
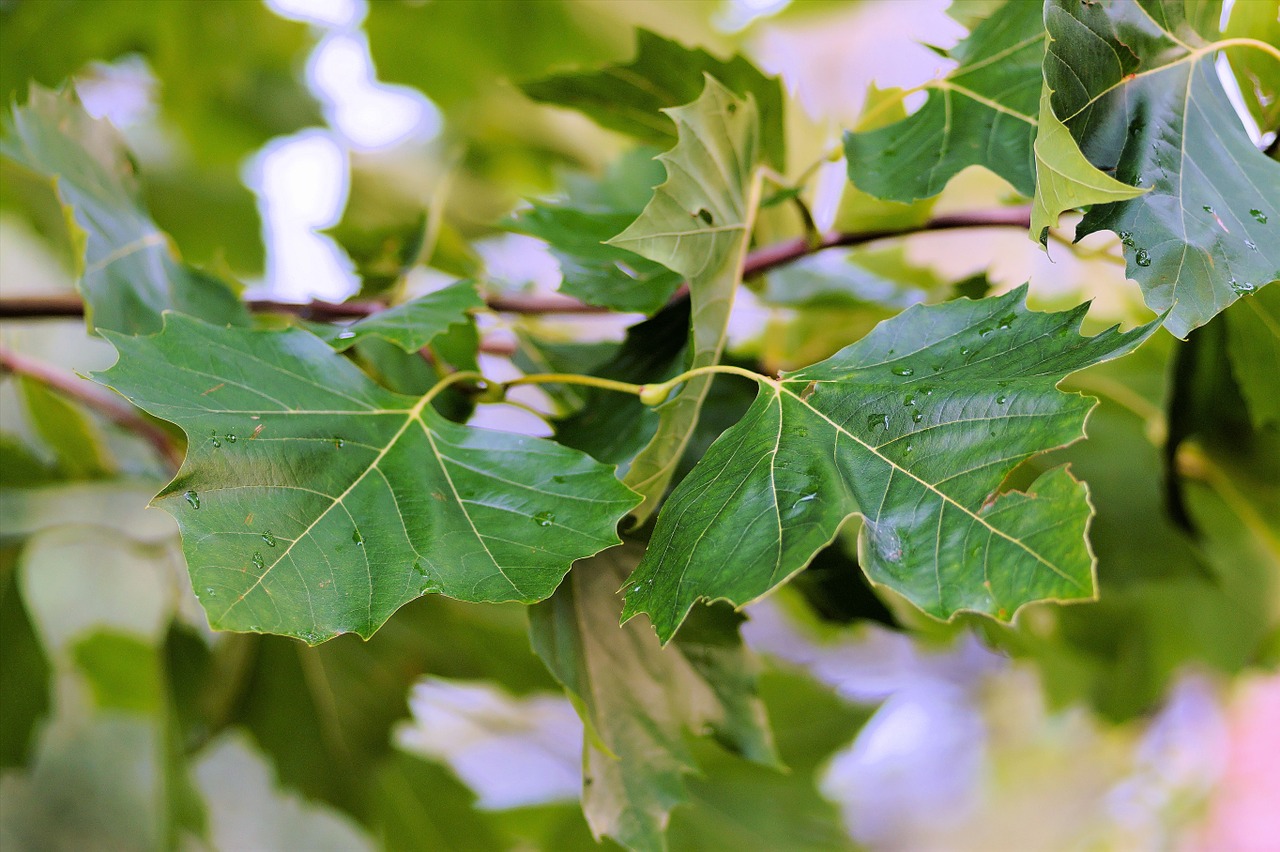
1,0,1277,849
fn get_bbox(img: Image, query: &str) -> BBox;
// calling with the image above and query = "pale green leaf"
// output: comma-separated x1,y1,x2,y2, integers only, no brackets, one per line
0,85,247,335
91,315,639,643
530,544,776,852
606,78,763,524
1029,86,1148,243
623,287,1161,641
1225,285,1280,428
15,377,116,479
521,28,786,170
1044,0,1280,336
1224,0,1280,131
844,0,1046,201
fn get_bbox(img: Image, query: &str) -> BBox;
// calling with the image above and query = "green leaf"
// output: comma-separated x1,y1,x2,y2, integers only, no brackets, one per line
321,281,485,354
1225,286,1280,428
0,85,246,335
521,29,786,170
14,377,115,479
91,315,640,642
607,78,763,524
1224,0,1280,132
530,544,776,851
843,0,1045,201
1028,86,1148,243
1043,0,1280,336
623,287,1161,642
509,149,682,315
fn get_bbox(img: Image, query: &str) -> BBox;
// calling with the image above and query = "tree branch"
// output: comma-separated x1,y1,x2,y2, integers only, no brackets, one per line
0,207,1032,321
0,345,183,471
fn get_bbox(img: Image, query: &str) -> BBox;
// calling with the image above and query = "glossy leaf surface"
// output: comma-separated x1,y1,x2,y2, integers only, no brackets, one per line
324,280,484,354
623,287,1161,641
843,0,1045,201
1043,0,1280,336
93,315,639,642
607,78,762,524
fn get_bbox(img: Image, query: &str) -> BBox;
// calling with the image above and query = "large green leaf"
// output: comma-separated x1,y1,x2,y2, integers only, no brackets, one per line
843,0,1046,201
607,78,763,524
0,85,246,335
509,149,682,315
529,544,776,852
91,315,639,643
521,28,785,170
1043,0,1280,336
622,287,1161,642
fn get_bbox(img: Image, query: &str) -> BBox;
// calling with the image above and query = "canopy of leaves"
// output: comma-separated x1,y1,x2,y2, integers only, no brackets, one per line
93,315,639,642
843,0,1045,201
1041,0,1280,336
623,287,1160,642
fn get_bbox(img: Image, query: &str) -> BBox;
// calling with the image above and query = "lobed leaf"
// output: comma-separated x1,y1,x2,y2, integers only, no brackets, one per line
92,315,639,643
1043,0,1280,336
530,545,776,852
843,0,1046,201
623,287,1162,642
607,77,763,524
0,85,247,335
521,28,785,170
320,280,485,354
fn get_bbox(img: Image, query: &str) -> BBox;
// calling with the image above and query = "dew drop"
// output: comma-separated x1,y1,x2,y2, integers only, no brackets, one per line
912,412,924,423
978,327,993,338
904,392,917,407
552,474,567,484
632,585,642,593
997,395,1007,405
905,443,913,453
334,437,345,449
226,432,237,444
1245,240,1258,251
1230,279,1256,295
211,430,221,449
1135,249,1151,267
1250,209,1268,224
891,366,915,377
1202,205,1214,213
867,413,889,431
998,313,1016,330
961,347,971,356
795,493,818,505
352,528,364,546
252,552,265,570
336,329,356,340
931,364,942,373
204,587,217,598
533,511,555,527
183,490,200,509
261,531,277,547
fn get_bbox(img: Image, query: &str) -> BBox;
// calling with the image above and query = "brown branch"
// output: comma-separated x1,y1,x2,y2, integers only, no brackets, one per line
0,207,1032,321
0,345,183,471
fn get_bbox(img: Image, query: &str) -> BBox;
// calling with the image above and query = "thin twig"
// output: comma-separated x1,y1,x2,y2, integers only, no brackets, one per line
0,207,1033,321
0,344,183,471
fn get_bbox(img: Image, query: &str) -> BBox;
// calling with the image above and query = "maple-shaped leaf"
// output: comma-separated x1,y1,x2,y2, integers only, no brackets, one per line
607,77,763,524
623,287,1162,642
843,0,1046,201
92,315,639,643
0,85,246,335
530,545,776,852
1043,0,1280,337
521,28,785,169
318,280,485,354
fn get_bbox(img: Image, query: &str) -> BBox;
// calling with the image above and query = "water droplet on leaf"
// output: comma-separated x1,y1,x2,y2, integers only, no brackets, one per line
336,329,356,340
226,432,237,443
252,552,265,570
867,413,889,431
534,511,555,527
334,437,345,449
1135,249,1151,267
1244,240,1258,251
1203,205,1214,213
352,528,364,546
998,313,1016,330
1250,208,1268,224
1230,279,1256,294
912,412,924,423
891,366,914,377
261,531,277,547
211,431,221,448
997,395,1007,405
183,491,200,509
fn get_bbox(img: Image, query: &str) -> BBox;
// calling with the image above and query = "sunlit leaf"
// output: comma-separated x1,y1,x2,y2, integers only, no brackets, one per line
0,85,246,334
320,280,484,355
624,287,1161,641
1043,0,1280,336
843,0,1045,201
92,315,639,642
607,78,763,524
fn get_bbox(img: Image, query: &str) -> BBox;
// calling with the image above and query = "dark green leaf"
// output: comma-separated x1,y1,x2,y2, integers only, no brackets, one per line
530,544,776,851
1225,286,1280,428
844,0,1045,201
607,78,763,523
623,287,1161,641
319,281,484,355
1043,0,1280,336
521,28,786,170
0,85,246,334
93,315,639,642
